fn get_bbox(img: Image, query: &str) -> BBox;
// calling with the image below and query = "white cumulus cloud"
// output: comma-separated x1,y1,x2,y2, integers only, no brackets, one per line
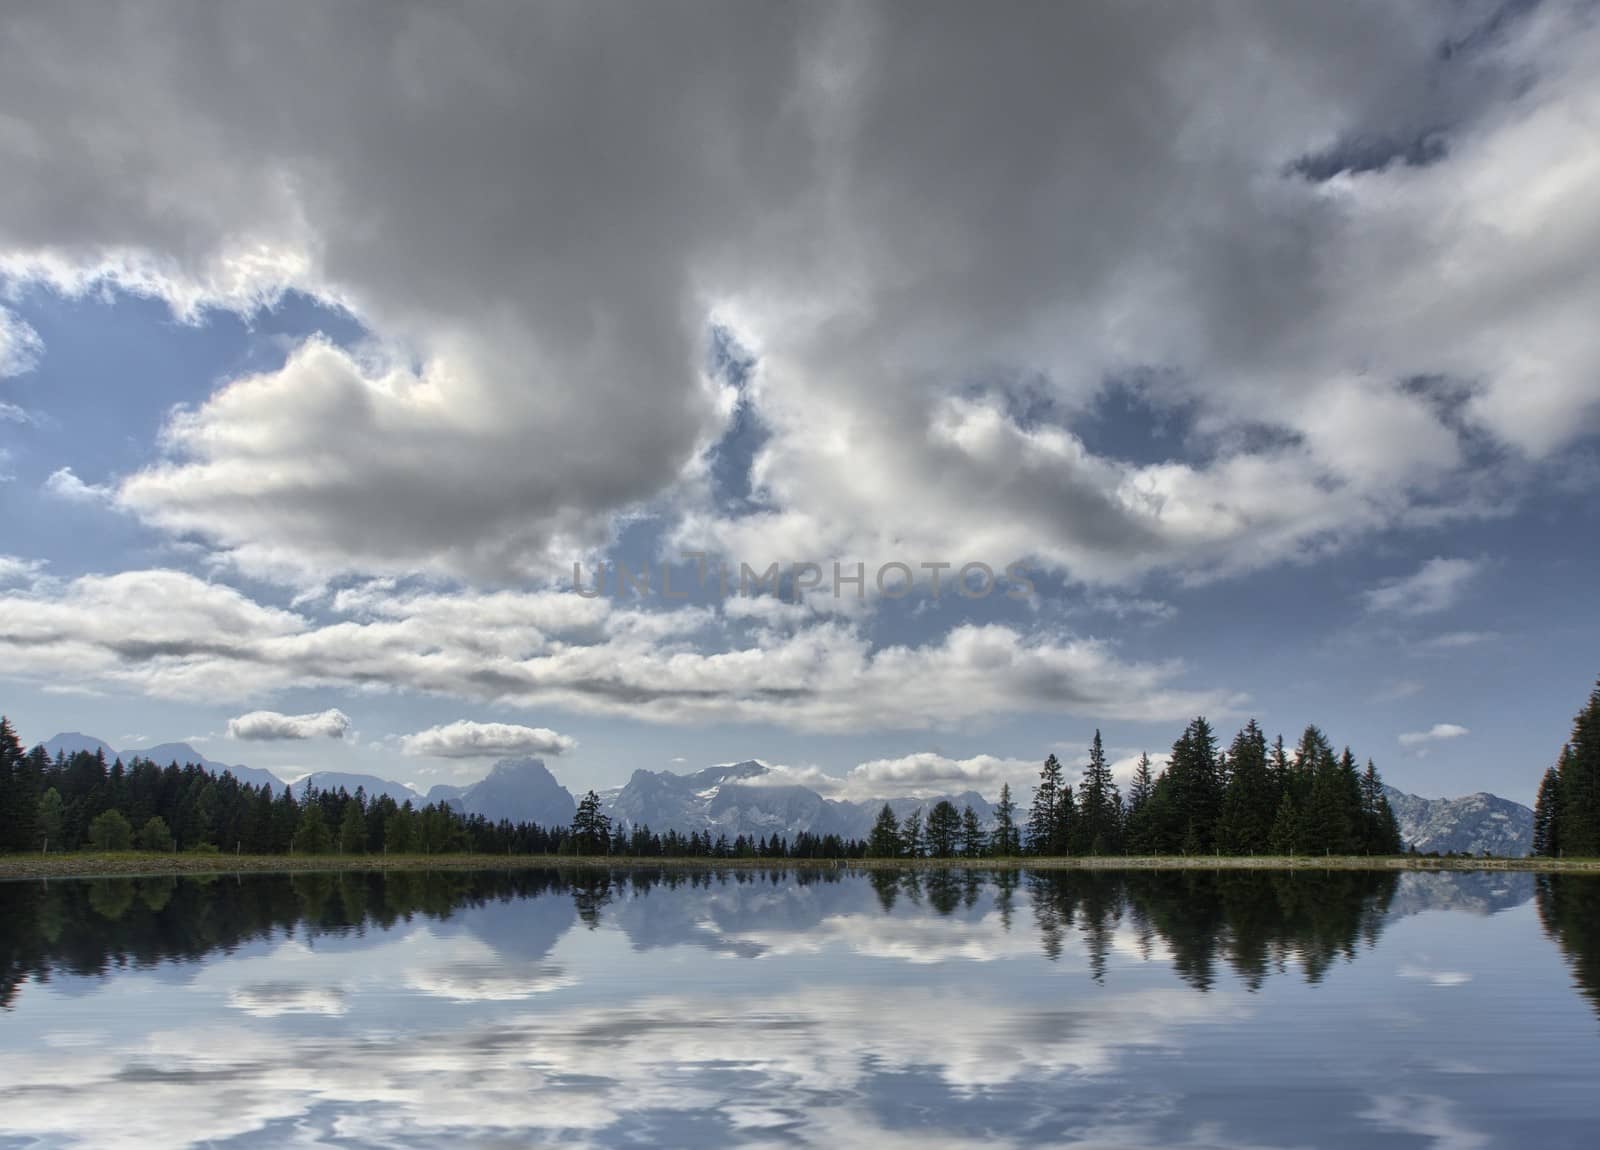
1398,723,1470,748
400,719,576,759
226,708,352,741
42,466,114,505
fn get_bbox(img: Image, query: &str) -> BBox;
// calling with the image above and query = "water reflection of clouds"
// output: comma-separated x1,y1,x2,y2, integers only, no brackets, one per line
725,911,1040,963
1362,1095,1491,1150
1397,964,1474,988
2,869,1592,1149
405,960,575,1001
228,982,350,1017
0,985,1246,1149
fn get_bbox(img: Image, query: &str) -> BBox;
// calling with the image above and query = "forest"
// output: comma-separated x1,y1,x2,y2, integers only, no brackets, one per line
1531,678,1600,858
0,712,1405,860
868,720,1403,860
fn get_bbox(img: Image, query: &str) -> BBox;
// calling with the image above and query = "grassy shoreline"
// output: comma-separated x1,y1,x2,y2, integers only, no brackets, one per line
3,851,1598,880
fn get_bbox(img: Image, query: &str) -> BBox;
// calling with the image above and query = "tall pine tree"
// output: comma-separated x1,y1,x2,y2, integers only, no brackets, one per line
1157,717,1221,854
961,804,986,857
0,717,35,852
926,800,961,858
868,803,901,858
900,808,924,858
1359,759,1403,854
1027,753,1073,855
991,783,1021,856
1533,763,1562,858
1124,751,1156,854
1557,680,1600,857
1076,730,1121,855
1216,720,1273,855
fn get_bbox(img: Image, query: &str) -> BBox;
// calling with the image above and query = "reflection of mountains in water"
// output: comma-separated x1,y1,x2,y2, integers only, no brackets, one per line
0,867,1585,1011
1387,870,1535,918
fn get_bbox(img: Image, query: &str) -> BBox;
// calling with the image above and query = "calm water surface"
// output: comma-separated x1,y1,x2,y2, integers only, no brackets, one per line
2,867,1598,1148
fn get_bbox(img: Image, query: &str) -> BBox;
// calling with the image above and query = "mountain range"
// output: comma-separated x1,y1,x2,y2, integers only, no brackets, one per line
41,732,287,791
597,760,997,843
1382,785,1533,858
35,731,1536,855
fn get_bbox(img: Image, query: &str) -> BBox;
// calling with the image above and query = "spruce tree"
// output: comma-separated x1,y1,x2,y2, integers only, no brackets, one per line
926,800,961,858
1162,717,1220,853
1335,748,1364,852
1028,753,1064,855
570,790,612,854
1269,791,1300,855
1216,720,1272,855
0,716,33,852
900,808,924,858
292,802,333,854
868,803,901,858
1534,763,1562,858
961,804,986,857
1290,726,1333,851
1557,680,1600,857
991,783,1020,856
1125,751,1155,854
1077,730,1121,855
1360,759,1403,855
1268,734,1290,796
339,799,367,854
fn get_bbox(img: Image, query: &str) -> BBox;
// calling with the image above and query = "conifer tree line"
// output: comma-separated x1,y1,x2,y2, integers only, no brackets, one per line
0,713,1404,859
1532,676,1600,858
865,720,1403,858
0,720,868,859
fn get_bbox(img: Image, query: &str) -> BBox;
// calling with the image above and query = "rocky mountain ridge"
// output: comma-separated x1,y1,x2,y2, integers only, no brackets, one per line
1383,785,1533,857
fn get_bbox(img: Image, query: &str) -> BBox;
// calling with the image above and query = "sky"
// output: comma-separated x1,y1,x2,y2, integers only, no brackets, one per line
1,0,1597,805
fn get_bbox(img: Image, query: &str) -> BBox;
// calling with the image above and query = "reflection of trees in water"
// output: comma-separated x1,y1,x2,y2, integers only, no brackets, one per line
1536,874,1600,1021
869,870,899,913
0,865,854,1008
571,873,614,928
1027,869,1399,990
0,869,570,1008
0,863,1430,1009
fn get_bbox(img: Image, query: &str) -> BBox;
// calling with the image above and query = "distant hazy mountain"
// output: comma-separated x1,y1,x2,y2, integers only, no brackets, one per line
601,760,996,840
1385,785,1534,857
287,771,421,806
132,742,285,791
40,732,116,760
426,783,470,807
39,732,286,791
453,757,576,826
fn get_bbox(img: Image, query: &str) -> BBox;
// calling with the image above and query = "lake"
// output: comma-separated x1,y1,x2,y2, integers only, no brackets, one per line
2,867,1598,1147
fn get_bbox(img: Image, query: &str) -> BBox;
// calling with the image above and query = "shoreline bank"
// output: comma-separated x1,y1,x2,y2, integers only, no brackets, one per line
2,851,1597,881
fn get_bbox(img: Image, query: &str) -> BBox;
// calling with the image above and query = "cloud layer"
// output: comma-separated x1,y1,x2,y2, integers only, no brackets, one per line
0,1,1595,592
0,569,1232,732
